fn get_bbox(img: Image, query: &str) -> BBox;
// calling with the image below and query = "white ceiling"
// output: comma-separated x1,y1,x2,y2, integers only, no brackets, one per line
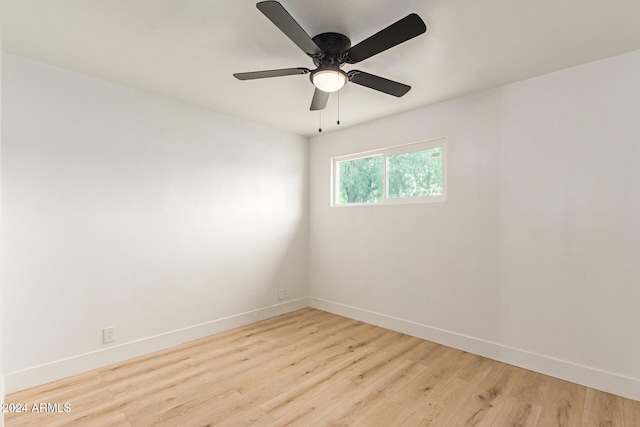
2,0,640,137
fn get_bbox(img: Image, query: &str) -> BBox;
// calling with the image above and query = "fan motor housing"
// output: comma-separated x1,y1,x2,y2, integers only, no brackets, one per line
312,32,351,66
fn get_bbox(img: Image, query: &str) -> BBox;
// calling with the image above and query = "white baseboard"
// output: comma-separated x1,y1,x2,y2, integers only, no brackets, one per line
309,297,640,402
7,296,639,403
4,298,308,394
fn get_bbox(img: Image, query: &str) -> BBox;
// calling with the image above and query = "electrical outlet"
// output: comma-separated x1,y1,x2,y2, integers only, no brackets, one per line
278,289,285,300
284,288,291,299
103,326,116,344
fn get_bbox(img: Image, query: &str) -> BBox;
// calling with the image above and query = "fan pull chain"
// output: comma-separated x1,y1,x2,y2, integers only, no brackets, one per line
318,110,322,133
337,91,341,125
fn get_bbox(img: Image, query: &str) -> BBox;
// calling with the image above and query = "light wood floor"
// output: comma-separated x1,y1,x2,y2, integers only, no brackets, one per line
5,308,640,426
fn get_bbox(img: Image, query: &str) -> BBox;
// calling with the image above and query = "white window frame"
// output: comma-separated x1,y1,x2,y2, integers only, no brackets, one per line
331,137,447,206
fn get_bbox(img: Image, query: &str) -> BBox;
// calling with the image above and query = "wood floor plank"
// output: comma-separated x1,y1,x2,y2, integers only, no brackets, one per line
456,353,501,384
390,347,473,410
347,343,418,384
101,357,195,397
339,360,427,423
439,364,524,426
213,406,275,427
209,338,336,399
510,369,548,407
131,386,251,426
314,359,415,426
114,368,217,423
356,400,415,427
400,377,476,427
47,411,131,427
5,389,116,427
535,375,586,427
188,340,288,388
258,348,377,420
4,371,115,427
624,397,640,426
5,370,103,403
269,378,357,426
404,341,451,367
5,308,637,427
26,394,122,427
582,388,625,427
492,396,541,427
239,337,363,406
317,317,368,338
267,342,398,424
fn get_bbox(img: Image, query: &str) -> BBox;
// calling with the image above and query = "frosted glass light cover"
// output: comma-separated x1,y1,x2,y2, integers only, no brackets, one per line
312,70,347,92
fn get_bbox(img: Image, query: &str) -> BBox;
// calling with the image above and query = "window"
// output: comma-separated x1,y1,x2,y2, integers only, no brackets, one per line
336,155,384,204
332,138,446,206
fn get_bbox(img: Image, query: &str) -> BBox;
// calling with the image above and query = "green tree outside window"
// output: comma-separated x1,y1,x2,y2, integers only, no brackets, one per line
334,140,445,205
338,155,383,204
387,147,442,198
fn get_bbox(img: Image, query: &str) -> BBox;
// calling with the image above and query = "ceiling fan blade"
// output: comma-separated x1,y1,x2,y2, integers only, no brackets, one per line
233,67,310,80
347,70,411,97
310,88,330,111
257,1,323,57
345,14,426,64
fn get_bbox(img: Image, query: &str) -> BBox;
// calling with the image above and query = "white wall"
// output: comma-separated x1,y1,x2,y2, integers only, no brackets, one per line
309,49,640,400
1,28,5,427
3,44,640,403
1,54,309,392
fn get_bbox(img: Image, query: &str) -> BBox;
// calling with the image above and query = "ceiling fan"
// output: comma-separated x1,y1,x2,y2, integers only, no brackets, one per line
233,1,427,111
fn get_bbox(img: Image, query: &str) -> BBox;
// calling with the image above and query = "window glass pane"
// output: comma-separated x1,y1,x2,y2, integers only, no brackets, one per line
387,147,443,198
338,155,383,204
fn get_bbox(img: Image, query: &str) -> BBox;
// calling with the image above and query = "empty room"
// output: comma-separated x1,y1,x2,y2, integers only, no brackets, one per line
1,0,640,426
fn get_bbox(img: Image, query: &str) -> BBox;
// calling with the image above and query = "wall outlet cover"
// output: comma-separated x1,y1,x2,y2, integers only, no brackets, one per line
103,326,116,344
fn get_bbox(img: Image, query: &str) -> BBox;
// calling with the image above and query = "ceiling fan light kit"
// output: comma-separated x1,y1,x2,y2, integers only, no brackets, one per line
311,68,348,93
233,0,427,127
